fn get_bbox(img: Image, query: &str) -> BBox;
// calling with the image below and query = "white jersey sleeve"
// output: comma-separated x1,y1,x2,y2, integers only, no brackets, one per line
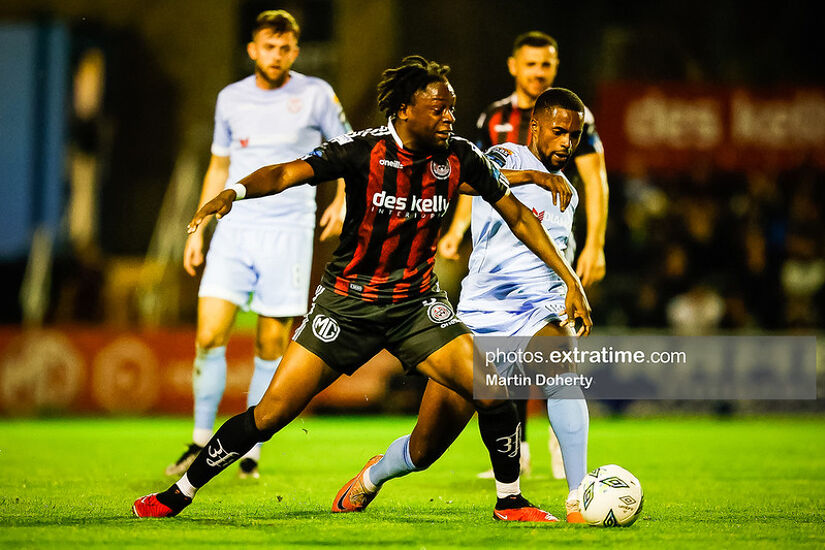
210,93,231,157
314,81,351,141
486,144,523,171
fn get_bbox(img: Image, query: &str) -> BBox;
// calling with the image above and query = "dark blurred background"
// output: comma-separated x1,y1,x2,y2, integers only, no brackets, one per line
0,0,822,415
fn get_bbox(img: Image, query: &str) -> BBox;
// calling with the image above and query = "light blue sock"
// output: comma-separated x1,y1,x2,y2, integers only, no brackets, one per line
243,356,281,459
366,435,419,487
543,377,589,491
193,346,227,435
247,356,281,408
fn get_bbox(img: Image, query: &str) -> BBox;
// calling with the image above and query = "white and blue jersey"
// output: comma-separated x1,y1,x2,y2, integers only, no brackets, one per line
199,72,350,317
458,143,577,337
211,72,351,229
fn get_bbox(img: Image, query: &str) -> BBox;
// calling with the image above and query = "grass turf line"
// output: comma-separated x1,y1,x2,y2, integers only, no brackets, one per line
1,416,824,548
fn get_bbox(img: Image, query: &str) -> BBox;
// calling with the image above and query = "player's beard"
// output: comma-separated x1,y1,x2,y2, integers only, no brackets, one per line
522,79,548,102
255,63,289,89
547,153,569,171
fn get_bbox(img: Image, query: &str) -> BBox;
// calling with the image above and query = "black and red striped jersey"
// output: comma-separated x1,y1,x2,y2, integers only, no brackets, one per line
475,94,603,175
302,122,509,303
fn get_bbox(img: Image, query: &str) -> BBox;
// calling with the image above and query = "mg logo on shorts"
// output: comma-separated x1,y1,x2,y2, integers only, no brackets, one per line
312,315,340,343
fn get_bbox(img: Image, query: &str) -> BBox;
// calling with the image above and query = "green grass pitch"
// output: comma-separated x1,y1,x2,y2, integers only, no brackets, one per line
1,415,824,548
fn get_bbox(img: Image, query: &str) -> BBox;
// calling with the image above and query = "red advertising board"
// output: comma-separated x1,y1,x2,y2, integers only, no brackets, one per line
596,82,825,172
0,326,397,416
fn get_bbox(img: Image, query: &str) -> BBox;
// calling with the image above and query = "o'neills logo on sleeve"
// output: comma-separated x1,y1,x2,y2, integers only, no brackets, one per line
371,190,449,218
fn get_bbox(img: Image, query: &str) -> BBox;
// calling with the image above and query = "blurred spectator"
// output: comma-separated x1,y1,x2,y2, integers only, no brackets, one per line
667,285,725,334
596,161,824,331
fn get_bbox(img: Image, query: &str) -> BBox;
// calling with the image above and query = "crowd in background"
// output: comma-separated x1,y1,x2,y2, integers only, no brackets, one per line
590,162,824,331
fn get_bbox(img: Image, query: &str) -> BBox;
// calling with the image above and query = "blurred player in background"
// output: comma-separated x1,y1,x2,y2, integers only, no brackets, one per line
348,87,590,522
166,10,351,479
134,56,592,523
439,31,608,479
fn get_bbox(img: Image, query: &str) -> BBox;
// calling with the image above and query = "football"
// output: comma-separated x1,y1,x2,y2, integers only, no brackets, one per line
577,464,644,527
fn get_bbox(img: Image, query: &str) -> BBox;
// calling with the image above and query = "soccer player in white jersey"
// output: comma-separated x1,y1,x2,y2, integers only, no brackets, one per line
442,32,608,480
336,88,590,523
166,10,351,479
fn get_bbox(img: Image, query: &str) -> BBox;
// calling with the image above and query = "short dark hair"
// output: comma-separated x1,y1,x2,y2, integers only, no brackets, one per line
252,10,300,40
376,55,451,118
512,31,558,56
533,87,585,116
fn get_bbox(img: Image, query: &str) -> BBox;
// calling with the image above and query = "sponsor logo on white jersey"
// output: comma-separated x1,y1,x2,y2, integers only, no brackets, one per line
287,97,303,113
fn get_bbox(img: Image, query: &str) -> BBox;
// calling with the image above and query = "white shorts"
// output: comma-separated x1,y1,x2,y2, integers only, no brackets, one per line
458,300,566,338
198,223,313,317
458,301,566,378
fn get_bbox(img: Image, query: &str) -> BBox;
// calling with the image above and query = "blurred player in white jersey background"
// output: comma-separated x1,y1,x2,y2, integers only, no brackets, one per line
439,31,608,479
166,10,351,479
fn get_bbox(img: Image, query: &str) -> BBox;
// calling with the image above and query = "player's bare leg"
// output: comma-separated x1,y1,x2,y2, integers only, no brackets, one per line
408,380,475,468
135,342,341,518
238,315,293,479
333,379,474,512
166,297,238,476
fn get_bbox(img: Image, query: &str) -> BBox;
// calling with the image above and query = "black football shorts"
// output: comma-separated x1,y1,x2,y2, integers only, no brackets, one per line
293,285,471,375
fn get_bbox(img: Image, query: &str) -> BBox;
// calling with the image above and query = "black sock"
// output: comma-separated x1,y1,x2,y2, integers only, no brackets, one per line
495,494,531,510
477,401,521,484
186,407,270,488
515,400,528,441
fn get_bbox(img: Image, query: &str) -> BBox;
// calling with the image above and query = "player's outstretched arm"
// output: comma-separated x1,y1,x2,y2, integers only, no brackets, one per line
492,191,593,336
187,159,315,234
573,151,608,287
184,154,230,276
458,170,571,210
319,178,347,242
438,194,472,260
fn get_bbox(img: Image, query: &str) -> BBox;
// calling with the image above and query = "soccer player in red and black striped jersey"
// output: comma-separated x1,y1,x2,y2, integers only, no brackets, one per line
132,56,592,523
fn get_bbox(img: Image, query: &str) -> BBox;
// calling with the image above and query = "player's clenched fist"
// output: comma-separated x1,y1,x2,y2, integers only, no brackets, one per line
562,281,593,337
187,189,237,234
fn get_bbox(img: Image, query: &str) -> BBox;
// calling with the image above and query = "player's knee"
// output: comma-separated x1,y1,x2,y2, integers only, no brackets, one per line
196,328,230,350
255,320,291,360
255,338,287,361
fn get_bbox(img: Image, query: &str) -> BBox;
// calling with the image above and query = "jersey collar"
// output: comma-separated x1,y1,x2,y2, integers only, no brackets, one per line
387,118,405,148
387,118,436,159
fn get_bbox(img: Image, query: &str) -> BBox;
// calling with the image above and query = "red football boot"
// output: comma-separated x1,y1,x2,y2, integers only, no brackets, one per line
332,455,383,513
132,492,188,518
493,495,559,523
